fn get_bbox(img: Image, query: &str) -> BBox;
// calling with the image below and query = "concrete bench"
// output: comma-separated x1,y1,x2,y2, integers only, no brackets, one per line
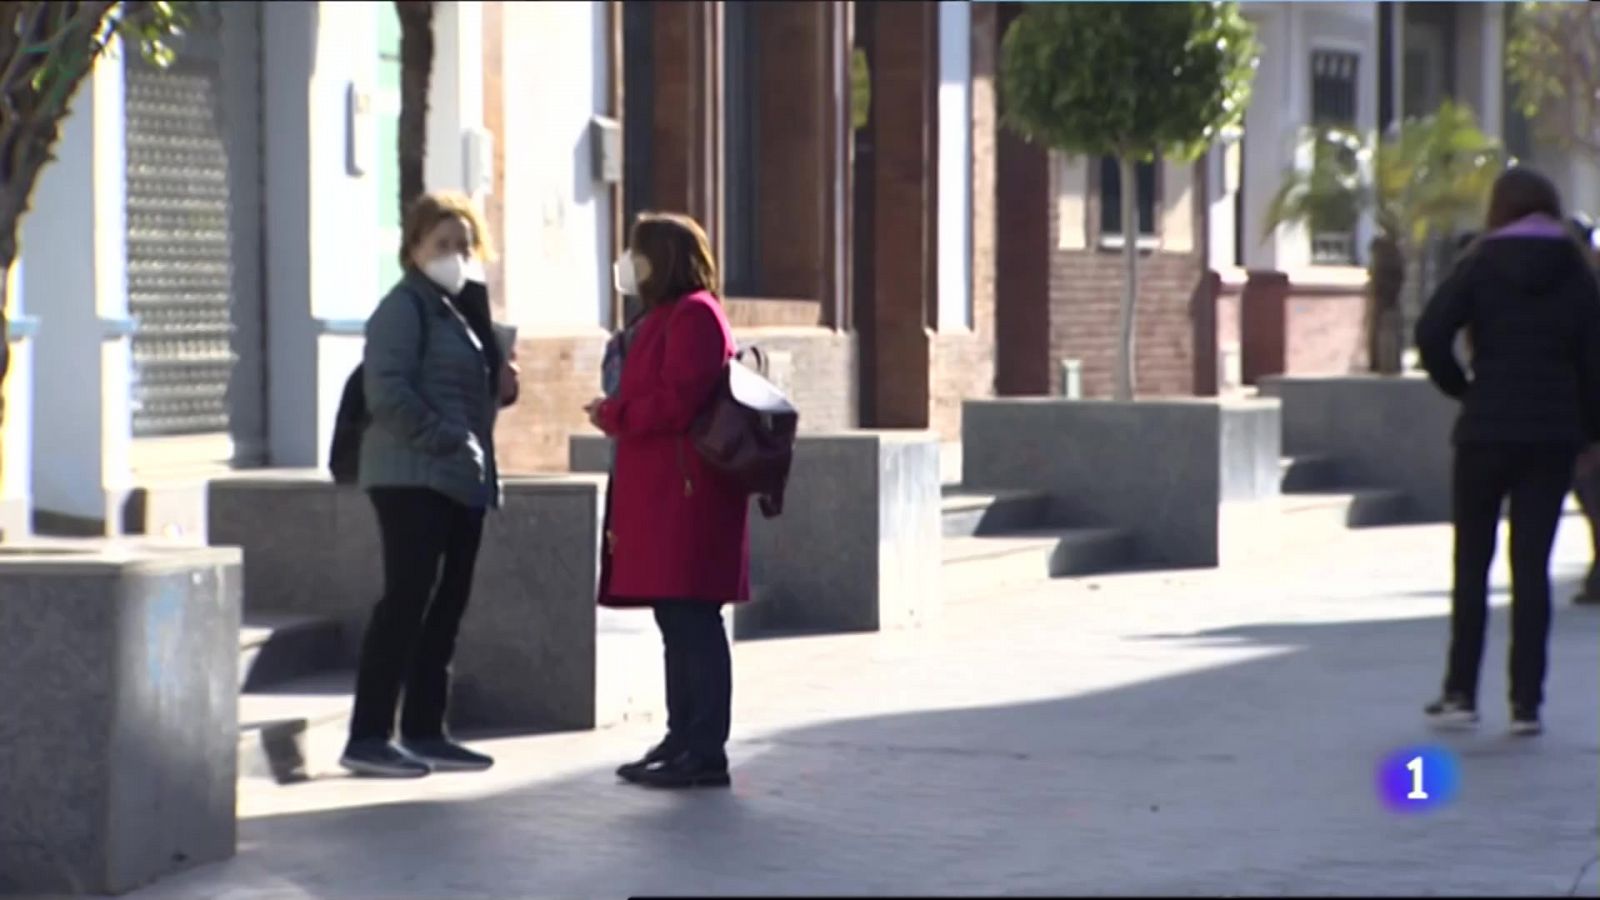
571,431,943,638
0,540,242,896
1259,374,1454,522
209,472,650,732
962,398,1282,568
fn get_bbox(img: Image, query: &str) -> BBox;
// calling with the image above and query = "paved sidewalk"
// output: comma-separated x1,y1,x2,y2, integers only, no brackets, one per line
138,514,1600,898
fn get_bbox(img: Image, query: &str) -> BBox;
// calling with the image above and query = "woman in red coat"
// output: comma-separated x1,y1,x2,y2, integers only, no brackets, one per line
586,212,748,789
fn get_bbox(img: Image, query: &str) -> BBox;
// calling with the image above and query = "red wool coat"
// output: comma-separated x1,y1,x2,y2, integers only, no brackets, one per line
596,291,751,607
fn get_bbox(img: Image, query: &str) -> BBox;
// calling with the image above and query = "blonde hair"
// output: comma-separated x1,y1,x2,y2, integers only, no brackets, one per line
399,191,496,268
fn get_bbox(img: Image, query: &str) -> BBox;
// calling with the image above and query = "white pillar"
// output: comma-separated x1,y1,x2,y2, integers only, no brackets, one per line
25,44,133,527
500,1,611,333
1242,4,1300,272
1476,4,1505,140
936,0,972,331
427,1,489,202
1,261,35,537
262,0,384,467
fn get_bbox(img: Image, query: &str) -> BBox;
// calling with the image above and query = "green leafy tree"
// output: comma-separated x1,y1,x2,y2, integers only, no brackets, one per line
1000,1,1257,401
1507,1,1600,161
395,0,434,219
1264,101,1502,374
0,1,194,438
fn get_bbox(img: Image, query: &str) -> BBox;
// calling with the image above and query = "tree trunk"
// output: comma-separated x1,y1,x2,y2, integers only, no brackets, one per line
396,1,436,220
1367,234,1405,375
1115,156,1139,401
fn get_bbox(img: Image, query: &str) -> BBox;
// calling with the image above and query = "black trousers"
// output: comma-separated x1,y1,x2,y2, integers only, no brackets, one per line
1446,442,1575,710
349,487,486,743
653,601,732,759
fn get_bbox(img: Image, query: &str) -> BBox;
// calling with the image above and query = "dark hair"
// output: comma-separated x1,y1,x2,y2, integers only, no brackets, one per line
628,212,720,307
1485,167,1563,231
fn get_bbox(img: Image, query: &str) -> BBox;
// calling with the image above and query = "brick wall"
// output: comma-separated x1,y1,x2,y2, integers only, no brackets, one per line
495,333,608,474
496,326,855,474
736,328,857,433
1239,270,1369,382
1045,156,1205,399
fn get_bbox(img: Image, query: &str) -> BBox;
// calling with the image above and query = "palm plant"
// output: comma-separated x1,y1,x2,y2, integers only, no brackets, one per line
1264,101,1504,374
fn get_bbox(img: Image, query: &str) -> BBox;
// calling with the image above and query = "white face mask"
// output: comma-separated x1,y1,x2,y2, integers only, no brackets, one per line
612,255,641,296
422,254,470,296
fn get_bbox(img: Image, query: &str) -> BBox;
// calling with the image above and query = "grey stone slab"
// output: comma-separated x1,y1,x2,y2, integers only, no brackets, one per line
1219,399,1282,502
568,434,614,474
1259,374,1455,521
962,399,1273,568
0,542,242,896
740,432,942,638
453,476,606,731
208,474,613,733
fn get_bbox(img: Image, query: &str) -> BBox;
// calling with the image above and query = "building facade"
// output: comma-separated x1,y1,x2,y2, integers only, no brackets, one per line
4,0,995,532
13,0,492,534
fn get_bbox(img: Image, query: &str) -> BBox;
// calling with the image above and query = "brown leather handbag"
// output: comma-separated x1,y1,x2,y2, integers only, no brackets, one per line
688,346,799,518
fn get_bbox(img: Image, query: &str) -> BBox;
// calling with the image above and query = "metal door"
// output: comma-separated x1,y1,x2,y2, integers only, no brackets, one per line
124,2,266,463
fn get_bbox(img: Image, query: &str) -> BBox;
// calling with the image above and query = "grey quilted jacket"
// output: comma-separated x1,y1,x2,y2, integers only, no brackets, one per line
358,270,504,509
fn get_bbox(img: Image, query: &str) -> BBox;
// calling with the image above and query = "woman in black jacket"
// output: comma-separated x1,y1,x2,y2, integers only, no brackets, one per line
1415,167,1600,736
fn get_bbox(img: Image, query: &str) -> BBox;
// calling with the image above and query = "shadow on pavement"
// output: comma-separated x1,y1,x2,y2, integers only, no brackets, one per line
136,594,1600,899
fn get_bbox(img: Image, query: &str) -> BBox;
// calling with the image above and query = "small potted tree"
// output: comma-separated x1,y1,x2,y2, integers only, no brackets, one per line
962,2,1264,569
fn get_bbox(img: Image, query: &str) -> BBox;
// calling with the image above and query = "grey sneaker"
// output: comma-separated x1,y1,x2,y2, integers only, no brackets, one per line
1424,693,1479,727
340,740,431,778
1510,706,1543,736
399,737,494,772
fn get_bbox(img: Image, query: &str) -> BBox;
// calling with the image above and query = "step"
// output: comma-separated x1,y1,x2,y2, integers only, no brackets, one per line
1275,488,1415,529
238,669,355,784
239,611,346,692
940,487,1052,537
942,527,1137,599
1279,454,1343,493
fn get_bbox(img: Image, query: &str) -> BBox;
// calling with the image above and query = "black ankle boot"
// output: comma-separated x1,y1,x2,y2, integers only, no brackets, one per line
623,750,730,789
615,737,680,780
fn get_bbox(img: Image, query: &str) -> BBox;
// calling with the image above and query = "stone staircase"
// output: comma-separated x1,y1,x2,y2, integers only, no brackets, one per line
237,613,353,783
939,486,1142,600
1274,453,1417,528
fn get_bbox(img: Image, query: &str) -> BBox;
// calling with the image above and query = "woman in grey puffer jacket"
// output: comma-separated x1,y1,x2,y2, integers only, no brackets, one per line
341,191,519,778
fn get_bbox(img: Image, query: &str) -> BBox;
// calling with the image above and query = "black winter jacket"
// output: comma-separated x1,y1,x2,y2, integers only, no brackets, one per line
1415,224,1600,446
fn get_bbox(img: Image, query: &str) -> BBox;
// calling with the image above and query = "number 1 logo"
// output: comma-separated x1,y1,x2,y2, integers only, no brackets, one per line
1406,755,1428,800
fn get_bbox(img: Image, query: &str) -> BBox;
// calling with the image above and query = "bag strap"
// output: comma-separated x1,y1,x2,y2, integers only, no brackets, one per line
737,344,768,377
408,287,430,361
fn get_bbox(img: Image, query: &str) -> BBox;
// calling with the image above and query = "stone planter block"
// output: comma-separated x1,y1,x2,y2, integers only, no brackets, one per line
738,432,942,638
1220,399,1283,502
208,472,624,732
962,398,1282,568
0,541,242,896
1259,374,1455,521
568,433,614,474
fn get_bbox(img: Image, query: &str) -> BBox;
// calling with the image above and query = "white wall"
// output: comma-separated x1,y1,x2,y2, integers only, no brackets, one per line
25,42,131,521
1241,1,1380,274
427,1,489,201
499,0,611,333
936,0,973,332
263,0,385,466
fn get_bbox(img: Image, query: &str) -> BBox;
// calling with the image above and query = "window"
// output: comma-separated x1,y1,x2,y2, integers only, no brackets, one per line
1310,50,1360,265
1099,156,1156,239
1311,50,1359,126
723,0,760,296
